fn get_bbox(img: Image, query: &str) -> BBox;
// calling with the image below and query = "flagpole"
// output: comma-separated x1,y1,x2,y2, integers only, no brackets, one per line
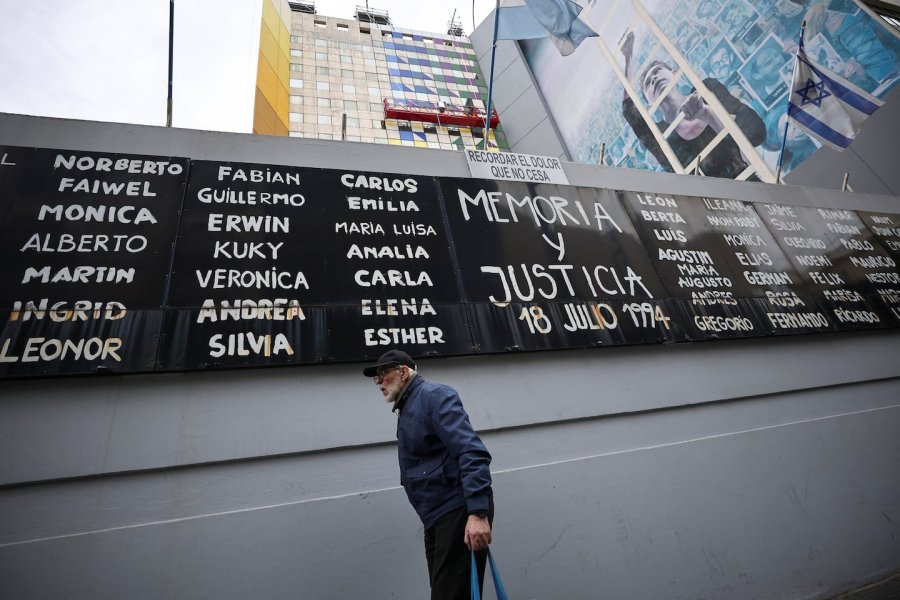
774,20,805,184
483,0,502,148
166,0,175,127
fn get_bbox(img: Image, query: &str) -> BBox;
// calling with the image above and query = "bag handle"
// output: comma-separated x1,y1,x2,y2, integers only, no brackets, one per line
470,549,509,600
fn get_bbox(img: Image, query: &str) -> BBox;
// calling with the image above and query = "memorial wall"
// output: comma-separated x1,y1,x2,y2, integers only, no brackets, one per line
1,144,899,378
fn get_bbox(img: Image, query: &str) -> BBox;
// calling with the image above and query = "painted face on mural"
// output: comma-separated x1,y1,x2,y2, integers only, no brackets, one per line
708,48,734,79
721,5,749,31
695,0,719,19
642,62,675,105
749,46,785,88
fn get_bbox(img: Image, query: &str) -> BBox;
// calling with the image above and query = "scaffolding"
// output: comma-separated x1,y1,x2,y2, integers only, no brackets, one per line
355,5,390,25
287,1,315,14
447,17,464,37
383,98,499,129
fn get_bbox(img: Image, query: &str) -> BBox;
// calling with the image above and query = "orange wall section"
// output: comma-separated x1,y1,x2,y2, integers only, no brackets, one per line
253,88,288,136
253,0,291,136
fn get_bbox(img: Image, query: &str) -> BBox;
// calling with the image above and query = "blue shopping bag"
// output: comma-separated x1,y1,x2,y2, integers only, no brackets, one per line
471,549,509,600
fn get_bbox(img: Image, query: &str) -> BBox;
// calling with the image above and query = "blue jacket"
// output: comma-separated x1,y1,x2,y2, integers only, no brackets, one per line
395,376,493,529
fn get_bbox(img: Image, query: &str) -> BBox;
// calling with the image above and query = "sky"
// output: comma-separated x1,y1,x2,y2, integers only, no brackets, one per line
0,0,496,134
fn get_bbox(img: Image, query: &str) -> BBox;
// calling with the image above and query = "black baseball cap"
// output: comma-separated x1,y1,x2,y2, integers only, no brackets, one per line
362,349,416,377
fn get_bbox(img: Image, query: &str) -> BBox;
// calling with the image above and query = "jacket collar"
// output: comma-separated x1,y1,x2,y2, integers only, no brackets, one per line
392,374,421,414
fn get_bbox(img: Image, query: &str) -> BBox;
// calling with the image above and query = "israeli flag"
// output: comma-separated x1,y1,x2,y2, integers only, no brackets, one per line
496,0,597,56
787,41,883,151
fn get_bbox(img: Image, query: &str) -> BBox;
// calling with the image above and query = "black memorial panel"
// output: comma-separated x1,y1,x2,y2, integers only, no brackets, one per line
857,211,900,323
755,203,900,329
618,190,807,339
0,146,29,229
4,143,900,379
0,146,189,377
440,179,676,352
858,211,900,261
159,163,470,370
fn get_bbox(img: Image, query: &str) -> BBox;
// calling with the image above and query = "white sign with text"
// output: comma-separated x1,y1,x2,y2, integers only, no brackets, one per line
465,149,569,185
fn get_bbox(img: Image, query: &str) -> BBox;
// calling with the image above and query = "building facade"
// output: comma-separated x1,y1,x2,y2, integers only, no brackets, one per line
254,0,507,151
471,0,900,185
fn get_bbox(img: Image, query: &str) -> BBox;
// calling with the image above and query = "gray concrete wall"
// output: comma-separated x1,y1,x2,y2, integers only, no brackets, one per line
1,112,899,600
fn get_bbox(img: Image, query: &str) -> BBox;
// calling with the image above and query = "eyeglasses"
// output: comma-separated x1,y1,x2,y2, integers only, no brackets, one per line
374,366,401,384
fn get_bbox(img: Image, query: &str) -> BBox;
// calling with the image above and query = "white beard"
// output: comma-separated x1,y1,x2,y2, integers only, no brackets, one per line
384,378,403,403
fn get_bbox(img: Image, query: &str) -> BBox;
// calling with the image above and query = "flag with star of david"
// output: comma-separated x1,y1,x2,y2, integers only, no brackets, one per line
786,39,883,151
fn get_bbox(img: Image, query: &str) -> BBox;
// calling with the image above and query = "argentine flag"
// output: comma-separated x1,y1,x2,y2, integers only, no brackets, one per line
496,0,597,56
787,40,883,151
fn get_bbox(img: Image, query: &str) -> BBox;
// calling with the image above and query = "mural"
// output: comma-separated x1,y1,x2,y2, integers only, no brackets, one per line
521,0,900,180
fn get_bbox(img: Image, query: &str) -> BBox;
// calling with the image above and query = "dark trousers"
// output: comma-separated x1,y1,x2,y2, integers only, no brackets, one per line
423,500,494,600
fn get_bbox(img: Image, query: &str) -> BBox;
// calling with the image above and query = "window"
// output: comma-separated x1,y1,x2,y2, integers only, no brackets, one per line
317,97,331,107
315,38,327,47
340,55,352,64
316,66,329,76
318,133,333,140
342,84,356,94
290,35,302,44
345,116,359,127
290,78,304,88
290,64,302,72
318,115,332,125
316,81,330,91
337,23,349,32
314,20,326,28
364,58,376,67
341,69,353,78
369,102,382,112
315,51,328,60
290,49,302,58
368,86,381,97
366,72,378,81
290,95,303,104
360,27,370,35
344,100,358,110
289,112,303,123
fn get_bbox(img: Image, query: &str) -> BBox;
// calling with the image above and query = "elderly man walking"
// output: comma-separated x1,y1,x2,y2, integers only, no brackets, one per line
364,349,494,600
